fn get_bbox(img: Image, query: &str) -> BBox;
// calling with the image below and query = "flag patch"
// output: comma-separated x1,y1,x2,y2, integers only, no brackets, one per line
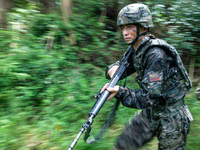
149,72,160,82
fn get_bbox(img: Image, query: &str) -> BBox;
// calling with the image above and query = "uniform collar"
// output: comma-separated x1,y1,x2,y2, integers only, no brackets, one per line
135,36,151,54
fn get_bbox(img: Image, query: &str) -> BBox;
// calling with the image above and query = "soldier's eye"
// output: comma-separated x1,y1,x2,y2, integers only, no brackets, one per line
120,26,125,30
127,25,134,29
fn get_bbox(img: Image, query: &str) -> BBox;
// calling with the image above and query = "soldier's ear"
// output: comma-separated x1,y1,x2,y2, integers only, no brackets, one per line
139,25,148,34
142,27,148,33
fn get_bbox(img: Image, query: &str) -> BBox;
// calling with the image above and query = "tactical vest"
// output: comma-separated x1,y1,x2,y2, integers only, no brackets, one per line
133,35,192,92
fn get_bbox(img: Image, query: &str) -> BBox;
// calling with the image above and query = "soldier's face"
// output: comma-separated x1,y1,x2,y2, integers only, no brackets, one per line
121,24,137,44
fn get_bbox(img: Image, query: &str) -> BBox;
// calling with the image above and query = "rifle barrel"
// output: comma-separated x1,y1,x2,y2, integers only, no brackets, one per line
68,127,85,150
68,114,95,150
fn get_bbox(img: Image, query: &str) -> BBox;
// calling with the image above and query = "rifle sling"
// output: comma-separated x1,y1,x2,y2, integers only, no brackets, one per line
84,98,120,144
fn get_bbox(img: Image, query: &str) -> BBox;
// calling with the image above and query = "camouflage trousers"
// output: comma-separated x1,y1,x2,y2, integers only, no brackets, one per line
115,105,192,150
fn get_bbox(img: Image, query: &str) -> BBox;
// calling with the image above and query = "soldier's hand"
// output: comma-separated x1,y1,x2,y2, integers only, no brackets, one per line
108,65,119,78
101,83,119,100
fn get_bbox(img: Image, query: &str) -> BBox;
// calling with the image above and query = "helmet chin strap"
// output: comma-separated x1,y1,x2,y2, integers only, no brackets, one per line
128,24,148,46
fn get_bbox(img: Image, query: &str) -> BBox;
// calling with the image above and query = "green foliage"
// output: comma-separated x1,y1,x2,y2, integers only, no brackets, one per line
146,0,200,54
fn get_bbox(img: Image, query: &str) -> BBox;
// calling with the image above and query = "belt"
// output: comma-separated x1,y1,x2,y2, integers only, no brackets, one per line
167,99,185,107
142,99,185,120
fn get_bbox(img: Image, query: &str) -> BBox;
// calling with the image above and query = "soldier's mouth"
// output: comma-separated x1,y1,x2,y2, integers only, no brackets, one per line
125,38,130,41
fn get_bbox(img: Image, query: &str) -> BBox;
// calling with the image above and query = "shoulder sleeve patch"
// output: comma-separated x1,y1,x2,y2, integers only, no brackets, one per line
149,72,160,82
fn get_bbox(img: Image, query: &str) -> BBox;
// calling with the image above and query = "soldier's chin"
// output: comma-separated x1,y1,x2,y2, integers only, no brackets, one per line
126,41,132,44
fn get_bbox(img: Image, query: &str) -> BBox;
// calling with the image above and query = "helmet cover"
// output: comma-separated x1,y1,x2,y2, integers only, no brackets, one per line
117,3,153,28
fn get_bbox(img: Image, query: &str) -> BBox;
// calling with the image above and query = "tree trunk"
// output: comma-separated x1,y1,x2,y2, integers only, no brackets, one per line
40,0,56,13
189,56,195,82
98,7,107,23
0,0,7,28
0,0,13,29
61,0,77,45
45,32,55,51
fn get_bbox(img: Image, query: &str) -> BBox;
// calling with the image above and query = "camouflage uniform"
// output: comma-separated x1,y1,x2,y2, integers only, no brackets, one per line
106,3,193,150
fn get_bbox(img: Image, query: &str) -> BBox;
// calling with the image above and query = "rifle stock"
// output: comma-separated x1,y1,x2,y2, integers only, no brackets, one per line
68,47,133,150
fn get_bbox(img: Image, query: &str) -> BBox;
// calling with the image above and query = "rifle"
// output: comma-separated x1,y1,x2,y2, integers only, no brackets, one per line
68,46,133,150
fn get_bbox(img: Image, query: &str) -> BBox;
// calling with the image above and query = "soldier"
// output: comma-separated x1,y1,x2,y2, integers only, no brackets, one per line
102,3,193,150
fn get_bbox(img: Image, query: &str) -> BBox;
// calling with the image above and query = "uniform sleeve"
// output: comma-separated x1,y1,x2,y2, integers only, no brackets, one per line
116,47,171,109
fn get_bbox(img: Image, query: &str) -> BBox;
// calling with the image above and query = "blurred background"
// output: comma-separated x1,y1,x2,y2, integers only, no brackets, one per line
0,0,199,149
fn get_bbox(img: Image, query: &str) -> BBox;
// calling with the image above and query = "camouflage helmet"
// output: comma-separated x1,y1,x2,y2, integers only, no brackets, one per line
117,3,153,28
